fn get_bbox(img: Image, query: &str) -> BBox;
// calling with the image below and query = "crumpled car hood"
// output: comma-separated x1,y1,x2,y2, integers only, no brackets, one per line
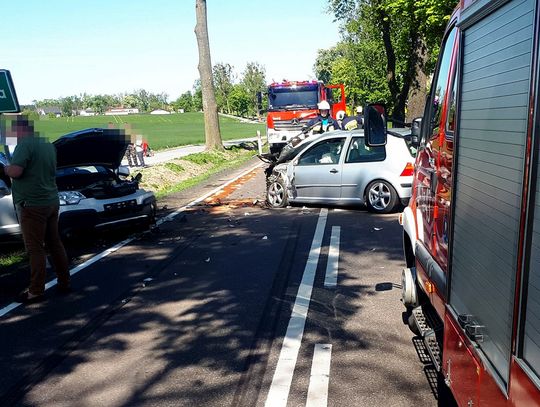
54,128,130,169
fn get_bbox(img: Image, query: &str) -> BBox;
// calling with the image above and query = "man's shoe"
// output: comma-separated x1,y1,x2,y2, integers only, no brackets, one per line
15,290,45,304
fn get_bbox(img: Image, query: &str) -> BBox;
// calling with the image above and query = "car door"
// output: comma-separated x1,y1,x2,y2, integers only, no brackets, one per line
341,136,386,202
293,137,346,202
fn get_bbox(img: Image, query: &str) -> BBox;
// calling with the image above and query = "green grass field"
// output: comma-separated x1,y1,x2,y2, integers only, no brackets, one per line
32,112,265,150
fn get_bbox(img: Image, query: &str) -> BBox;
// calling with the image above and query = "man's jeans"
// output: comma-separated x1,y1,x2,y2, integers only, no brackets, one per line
18,205,70,295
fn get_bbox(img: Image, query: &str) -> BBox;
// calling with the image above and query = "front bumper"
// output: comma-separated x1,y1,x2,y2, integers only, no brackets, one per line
58,191,156,236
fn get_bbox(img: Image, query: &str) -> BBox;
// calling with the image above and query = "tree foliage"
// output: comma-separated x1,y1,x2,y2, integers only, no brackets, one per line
320,0,457,122
241,62,266,117
213,62,235,114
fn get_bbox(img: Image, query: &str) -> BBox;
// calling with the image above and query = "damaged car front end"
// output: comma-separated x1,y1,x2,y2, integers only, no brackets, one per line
54,128,156,237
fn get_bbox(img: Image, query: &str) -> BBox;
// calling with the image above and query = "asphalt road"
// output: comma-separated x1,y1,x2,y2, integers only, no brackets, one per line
0,161,439,406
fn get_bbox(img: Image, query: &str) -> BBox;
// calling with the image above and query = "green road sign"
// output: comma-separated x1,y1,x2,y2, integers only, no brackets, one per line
0,70,20,113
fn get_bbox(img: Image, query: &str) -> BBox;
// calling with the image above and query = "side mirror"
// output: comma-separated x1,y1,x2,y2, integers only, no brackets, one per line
118,165,130,177
364,103,387,147
410,117,422,147
133,172,143,182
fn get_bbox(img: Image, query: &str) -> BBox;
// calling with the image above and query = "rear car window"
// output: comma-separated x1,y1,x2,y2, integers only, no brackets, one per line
345,137,386,163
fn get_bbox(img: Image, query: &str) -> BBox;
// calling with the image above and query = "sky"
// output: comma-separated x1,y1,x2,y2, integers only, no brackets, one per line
2,0,342,105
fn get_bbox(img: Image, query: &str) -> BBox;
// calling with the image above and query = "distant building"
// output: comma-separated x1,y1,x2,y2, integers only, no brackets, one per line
79,108,96,116
150,109,170,115
105,108,139,116
37,106,62,117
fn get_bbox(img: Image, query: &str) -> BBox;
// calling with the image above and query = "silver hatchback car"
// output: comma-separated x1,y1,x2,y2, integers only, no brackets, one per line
265,129,415,213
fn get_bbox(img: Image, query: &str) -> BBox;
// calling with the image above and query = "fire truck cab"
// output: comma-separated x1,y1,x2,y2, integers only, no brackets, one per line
265,80,346,154
398,0,540,405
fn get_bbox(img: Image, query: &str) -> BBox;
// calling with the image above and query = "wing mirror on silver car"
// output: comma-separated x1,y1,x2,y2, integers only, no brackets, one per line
364,103,387,147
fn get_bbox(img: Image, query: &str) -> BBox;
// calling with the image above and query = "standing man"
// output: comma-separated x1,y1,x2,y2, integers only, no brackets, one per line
4,116,70,304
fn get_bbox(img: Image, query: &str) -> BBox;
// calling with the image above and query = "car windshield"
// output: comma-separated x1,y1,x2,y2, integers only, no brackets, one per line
268,85,319,111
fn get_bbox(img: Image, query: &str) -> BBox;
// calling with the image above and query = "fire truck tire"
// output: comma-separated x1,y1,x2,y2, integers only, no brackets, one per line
266,176,288,208
365,180,398,213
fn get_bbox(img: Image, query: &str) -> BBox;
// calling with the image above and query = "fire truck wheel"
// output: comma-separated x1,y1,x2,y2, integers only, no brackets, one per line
267,176,288,208
366,180,398,213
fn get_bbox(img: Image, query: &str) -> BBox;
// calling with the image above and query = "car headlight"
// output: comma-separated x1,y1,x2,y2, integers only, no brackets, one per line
58,191,86,205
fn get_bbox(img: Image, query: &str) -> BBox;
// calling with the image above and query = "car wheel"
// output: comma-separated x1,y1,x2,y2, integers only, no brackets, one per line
366,180,398,213
266,176,288,208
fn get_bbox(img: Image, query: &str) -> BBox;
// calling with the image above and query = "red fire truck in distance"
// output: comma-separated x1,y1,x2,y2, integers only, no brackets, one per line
396,0,540,405
265,80,346,154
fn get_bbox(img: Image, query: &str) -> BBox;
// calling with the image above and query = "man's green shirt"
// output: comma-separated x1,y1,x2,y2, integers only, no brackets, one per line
11,136,59,206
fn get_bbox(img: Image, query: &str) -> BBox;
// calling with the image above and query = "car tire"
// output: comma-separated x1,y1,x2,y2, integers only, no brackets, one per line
266,175,288,208
365,180,398,213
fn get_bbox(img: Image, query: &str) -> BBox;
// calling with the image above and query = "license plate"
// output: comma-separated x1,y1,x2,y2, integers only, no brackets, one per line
104,199,137,212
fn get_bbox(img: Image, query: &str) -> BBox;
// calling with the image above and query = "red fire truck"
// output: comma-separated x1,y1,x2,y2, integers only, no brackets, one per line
396,0,540,405
264,80,346,153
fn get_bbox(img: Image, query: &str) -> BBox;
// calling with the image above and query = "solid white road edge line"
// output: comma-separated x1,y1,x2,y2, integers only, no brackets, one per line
306,344,332,407
264,208,328,407
324,226,340,288
0,162,263,319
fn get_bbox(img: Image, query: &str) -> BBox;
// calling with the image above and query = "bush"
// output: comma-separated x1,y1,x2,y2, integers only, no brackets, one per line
183,151,227,165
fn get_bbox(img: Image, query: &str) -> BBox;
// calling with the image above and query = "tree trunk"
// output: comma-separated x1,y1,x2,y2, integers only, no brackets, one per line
194,0,223,150
406,42,428,122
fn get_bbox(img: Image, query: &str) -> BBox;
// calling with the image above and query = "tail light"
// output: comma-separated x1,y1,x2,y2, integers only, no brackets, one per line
400,162,414,177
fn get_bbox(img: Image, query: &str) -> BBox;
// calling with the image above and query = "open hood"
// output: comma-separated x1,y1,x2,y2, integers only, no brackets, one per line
54,128,130,169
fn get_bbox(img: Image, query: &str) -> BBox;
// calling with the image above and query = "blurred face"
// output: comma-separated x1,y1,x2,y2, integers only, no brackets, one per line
320,109,329,118
10,121,34,140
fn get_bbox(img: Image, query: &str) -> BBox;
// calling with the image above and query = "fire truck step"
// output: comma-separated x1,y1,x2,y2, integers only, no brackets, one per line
424,332,442,372
412,306,443,371
412,306,443,337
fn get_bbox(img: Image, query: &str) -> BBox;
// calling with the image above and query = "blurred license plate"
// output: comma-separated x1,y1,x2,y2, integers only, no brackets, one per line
104,199,137,211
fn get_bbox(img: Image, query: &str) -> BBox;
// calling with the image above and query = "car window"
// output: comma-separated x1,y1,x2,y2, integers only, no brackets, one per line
297,138,345,166
345,137,386,163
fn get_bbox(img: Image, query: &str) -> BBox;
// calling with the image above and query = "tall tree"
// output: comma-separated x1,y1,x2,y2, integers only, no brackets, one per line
194,0,223,150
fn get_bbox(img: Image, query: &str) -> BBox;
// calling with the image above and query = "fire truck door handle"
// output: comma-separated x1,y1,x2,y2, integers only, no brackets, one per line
465,324,485,343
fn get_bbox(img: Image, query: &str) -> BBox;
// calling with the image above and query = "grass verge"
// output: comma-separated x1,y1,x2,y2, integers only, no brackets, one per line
140,147,256,199
0,249,26,273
